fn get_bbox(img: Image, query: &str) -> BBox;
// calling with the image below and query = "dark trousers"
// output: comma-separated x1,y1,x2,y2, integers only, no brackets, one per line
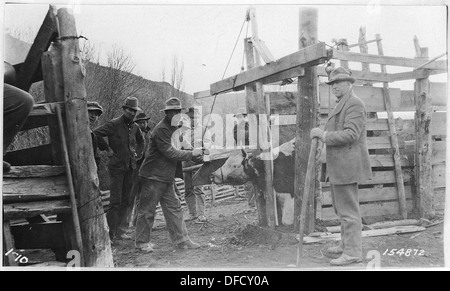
135,178,189,246
3,84,34,153
127,160,143,225
107,166,134,238
183,161,205,217
330,183,362,258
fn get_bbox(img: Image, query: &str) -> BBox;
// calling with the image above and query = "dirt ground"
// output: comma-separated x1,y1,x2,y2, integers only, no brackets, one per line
110,195,445,270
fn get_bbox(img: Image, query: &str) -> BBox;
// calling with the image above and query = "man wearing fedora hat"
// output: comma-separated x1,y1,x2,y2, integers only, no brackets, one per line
310,66,371,266
94,96,145,241
135,97,203,252
233,107,250,147
127,112,152,226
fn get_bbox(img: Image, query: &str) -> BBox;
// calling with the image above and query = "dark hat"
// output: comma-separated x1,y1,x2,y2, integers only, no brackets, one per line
186,107,200,114
87,101,103,116
161,97,184,111
135,112,150,122
122,96,142,111
326,67,356,85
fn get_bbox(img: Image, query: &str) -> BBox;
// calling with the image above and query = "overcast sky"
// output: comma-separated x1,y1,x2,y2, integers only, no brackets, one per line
2,1,448,94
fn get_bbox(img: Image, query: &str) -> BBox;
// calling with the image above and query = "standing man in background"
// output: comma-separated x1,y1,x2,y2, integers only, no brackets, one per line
87,101,108,167
128,112,152,227
182,107,212,223
94,96,144,241
310,67,372,266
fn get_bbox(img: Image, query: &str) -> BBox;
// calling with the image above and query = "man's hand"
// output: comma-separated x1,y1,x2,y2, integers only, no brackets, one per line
310,127,324,140
192,148,203,157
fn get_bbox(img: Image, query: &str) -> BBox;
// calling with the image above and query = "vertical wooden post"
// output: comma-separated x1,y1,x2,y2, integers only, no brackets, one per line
337,38,349,69
57,8,113,267
359,27,372,86
294,7,318,233
375,34,407,219
41,40,64,165
246,7,277,228
413,43,434,219
244,37,268,227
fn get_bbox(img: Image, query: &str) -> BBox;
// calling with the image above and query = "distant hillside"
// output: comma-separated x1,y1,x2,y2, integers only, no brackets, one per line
4,33,196,128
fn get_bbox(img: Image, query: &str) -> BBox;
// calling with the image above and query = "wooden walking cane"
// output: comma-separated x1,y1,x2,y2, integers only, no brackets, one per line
296,137,320,267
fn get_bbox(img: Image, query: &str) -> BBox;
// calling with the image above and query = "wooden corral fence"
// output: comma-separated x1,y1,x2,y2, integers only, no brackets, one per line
101,179,247,214
265,32,447,225
3,6,113,267
197,7,446,232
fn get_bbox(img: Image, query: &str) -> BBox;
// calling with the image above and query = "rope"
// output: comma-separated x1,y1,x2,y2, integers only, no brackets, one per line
201,14,249,143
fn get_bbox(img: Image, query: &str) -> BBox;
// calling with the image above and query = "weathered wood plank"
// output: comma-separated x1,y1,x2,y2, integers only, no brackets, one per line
321,185,413,206
431,111,446,136
2,175,69,203
303,225,425,244
58,8,113,267
415,47,433,219
432,164,446,188
331,49,447,70
3,165,65,178
433,187,445,212
367,136,405,149
320,84,402,112
210,42,328,95
294,8,319,235
322,170,412,188
3,200,71,220
376,34,407,219
42,42,65,165
432,140,446,165
15,6,58,91
369,154,411,167
321,200,414,221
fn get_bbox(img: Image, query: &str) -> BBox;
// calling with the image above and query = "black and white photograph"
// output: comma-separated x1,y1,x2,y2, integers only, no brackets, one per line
1,0,448,273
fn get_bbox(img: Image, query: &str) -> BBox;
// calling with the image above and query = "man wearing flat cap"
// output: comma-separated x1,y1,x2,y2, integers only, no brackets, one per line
94,96,144,241
135,97,203,253
87,101,109,166
310,67,371,266
127,112,152,226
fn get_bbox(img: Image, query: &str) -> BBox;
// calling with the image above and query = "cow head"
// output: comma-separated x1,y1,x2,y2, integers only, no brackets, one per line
211,150,250,185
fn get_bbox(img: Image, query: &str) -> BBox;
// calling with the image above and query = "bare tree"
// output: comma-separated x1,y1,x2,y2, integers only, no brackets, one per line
169,54,185,97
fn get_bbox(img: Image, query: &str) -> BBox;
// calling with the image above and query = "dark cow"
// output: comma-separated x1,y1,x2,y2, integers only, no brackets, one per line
211,138,296,225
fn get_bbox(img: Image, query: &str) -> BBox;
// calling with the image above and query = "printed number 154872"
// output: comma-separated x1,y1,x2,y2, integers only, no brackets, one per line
382,249,424,256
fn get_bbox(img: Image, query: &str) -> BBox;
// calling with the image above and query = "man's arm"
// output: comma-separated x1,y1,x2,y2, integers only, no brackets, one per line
156,127,194,161
324,101,366,146
93,121,114,137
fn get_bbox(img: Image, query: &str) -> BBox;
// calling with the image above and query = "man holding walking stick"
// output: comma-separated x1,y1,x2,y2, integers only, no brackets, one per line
310,67,372,266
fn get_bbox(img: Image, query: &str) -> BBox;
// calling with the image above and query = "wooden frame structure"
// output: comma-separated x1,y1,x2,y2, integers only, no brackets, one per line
3,6,113,267
200,7,446,232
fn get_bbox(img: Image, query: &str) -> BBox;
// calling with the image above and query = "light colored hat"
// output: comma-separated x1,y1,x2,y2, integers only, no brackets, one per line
326,67,356,85
87,101,103,116
161,97,184,111
122,96,142,111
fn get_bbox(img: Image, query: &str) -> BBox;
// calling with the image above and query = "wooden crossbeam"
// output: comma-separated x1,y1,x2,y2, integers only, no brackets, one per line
331,49,447,70
252,38,276,63
210,42,329,95
15,5,58,91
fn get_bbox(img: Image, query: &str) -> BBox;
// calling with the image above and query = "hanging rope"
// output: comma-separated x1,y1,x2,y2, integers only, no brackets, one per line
201,14,249,144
